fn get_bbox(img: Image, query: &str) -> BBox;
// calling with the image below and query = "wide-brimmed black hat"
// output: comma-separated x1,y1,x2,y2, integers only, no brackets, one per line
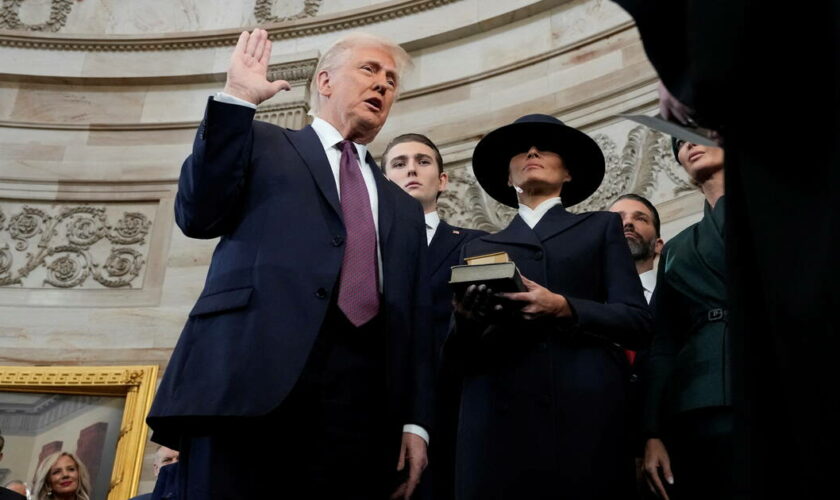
472,114,605,208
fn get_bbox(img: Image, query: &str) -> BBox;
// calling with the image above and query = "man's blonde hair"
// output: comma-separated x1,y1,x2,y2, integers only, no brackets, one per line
309,32,411,116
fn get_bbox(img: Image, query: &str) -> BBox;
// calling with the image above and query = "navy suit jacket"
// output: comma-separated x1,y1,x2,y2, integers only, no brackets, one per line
148,99,433,444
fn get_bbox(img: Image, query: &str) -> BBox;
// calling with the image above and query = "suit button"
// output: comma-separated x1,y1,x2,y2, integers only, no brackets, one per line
315,288,328,299
331,236,344,247
534,251,544,260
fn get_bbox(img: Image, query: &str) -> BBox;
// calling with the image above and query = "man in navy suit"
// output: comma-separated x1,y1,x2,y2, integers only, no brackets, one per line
147,29,432,499
382,134,486,499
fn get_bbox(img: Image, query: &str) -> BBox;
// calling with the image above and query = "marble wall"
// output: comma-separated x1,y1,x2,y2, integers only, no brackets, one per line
0,0,706,494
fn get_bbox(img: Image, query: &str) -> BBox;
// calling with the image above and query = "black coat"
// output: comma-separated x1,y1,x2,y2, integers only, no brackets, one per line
446,206,651,500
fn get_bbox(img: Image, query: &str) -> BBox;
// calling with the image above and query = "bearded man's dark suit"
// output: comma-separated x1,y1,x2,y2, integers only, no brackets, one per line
146,98,433,497
446,206,651,500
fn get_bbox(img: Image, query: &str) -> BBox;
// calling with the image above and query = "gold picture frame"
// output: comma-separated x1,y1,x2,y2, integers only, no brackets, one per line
0,365,158,500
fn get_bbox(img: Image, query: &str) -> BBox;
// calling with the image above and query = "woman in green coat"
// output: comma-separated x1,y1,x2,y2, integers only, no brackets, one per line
642,138,732,500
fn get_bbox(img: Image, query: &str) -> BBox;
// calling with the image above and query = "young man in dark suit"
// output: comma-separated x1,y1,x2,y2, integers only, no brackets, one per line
147,29,433,500
382,134,486,499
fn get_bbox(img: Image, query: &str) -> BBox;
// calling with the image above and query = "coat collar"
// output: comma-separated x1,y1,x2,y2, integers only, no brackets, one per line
531,204,594,242
482,205,593,247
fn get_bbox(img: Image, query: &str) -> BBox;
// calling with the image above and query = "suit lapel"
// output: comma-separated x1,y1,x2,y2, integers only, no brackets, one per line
532,204,593,242
286,126,341,218
429,220,465,274
370,154,395,247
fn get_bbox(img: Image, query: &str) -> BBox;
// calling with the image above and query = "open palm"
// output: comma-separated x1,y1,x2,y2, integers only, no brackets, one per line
223,28,291,105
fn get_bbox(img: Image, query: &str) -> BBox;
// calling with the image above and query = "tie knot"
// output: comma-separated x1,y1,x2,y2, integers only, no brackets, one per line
338,140,356,157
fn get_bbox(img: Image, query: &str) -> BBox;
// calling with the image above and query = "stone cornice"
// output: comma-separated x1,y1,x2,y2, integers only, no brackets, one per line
0,57,318,86
0,21,640,132
0,0,462,52
268,57,319,86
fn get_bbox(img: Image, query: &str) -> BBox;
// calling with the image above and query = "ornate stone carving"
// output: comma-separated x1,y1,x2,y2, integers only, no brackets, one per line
0,0,462,51
109,212,152,245
0,203,152,289
267,58,319,87
0,0,74,32
571,126,694,213
254,0,322,24
438,164,516,232
7,206,50,251
256,101,310,129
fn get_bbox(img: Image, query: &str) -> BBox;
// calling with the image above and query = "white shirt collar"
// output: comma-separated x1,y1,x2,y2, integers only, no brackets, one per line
639,268,657,304
424,211,440,245
424,211,440,232
518,197,563,229
311,117,368,162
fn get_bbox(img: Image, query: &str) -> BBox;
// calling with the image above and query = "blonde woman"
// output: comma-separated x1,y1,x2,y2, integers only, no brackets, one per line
32,452,91,500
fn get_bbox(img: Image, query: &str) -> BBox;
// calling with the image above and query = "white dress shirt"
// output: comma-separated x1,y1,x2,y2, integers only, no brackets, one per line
518,197,564,229
425,211,441,245
639,269,657,304
213,92,427,444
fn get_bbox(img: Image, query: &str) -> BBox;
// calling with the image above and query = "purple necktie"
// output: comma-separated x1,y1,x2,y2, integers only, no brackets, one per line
336,140,380,326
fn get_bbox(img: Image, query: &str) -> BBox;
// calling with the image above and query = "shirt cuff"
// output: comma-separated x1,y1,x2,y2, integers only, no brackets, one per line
402,424,429,445
214,91,258,109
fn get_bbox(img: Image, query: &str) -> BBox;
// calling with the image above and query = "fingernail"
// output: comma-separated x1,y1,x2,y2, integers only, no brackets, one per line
667,477,674,484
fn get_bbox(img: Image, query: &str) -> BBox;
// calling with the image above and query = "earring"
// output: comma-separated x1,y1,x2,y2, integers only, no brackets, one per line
46,487,53,497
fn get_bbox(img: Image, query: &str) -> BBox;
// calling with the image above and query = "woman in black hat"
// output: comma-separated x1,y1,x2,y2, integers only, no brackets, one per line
445,114,651,500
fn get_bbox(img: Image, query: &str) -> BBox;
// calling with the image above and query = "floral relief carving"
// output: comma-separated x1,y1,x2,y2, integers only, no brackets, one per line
572,126,694,212
253,0,323,24
0,203,152,289
0,0,74,32
438,164,516,232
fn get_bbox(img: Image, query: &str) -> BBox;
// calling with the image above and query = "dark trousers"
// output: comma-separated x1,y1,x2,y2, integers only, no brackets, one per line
176,307,398,499
660,407,736,500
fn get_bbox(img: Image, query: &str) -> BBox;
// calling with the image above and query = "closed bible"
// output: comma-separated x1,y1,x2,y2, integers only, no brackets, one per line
449,256,526,296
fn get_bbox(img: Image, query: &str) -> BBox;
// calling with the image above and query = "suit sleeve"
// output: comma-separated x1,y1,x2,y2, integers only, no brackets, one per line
564,213,653,350
174,97,257,239
408,204,436,432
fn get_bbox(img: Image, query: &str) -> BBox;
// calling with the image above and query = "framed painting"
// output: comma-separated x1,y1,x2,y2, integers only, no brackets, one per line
0,366,158,500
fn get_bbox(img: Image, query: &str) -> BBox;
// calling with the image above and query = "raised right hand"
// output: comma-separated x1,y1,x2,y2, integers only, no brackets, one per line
223,28,291,105
643,438,674,500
